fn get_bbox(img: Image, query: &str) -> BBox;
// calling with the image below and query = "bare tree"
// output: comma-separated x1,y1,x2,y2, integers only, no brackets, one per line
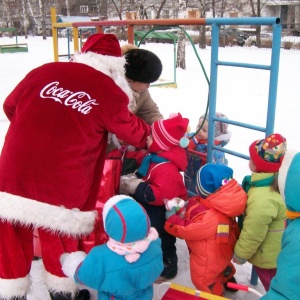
95,0,108,20
111,0,124,20
176,0,187,69
2,0,13,29
65,0,70,16
154,0,168,19
249,0,269,47
21,0,29,38
38,0,47,39
195,0,212,49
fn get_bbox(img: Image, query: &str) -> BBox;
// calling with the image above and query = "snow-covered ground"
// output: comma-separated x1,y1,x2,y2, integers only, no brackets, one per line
1,34,300,299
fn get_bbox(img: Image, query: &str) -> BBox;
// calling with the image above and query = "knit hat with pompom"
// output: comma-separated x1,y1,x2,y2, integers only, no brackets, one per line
200,112,229,137
149,113,189,152
249,133,287,173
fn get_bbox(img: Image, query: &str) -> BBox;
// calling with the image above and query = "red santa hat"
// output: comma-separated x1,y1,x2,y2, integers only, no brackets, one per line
73,33,133,101
81,33,121,57
249,133,287,173
149,113,189,152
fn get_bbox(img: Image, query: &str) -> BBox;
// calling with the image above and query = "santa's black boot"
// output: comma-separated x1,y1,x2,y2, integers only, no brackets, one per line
49,291,72,300
74,289,91,300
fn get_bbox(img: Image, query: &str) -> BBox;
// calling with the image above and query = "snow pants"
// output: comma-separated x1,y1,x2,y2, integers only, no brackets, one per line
0,220,79,299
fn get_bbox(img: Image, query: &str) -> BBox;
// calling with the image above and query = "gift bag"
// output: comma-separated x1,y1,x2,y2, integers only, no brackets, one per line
80,149,125,253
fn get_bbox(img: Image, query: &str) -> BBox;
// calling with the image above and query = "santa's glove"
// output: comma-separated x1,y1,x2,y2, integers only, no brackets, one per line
120,176,143,195
232,253,247,265
60,251,87,279
111,134,122,150
166,207,177,219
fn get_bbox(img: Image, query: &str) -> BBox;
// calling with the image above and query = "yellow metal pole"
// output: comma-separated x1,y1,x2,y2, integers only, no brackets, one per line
73,26,79,53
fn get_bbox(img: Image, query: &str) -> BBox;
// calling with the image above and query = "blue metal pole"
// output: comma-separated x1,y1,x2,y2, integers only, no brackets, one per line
265,23,282,136
206,17,280,26
206,23,219,163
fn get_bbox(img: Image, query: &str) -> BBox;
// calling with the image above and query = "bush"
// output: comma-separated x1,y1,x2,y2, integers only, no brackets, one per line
283,41,293,50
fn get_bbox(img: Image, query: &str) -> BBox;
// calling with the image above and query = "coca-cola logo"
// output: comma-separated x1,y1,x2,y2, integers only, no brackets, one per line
40,81,99,115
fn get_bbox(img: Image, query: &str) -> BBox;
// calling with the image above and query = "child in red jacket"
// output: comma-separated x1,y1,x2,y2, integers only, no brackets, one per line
120,113,189,282
164,164,247,296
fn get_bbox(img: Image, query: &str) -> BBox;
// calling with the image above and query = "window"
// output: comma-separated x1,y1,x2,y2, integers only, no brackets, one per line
80,6,89,13
162,10,170,18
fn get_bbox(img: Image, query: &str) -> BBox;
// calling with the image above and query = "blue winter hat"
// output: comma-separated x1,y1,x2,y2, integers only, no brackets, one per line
196,163,233,198
103,195,150,243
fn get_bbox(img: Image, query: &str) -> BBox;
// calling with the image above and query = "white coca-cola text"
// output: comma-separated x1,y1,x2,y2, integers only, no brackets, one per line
40,81,99,115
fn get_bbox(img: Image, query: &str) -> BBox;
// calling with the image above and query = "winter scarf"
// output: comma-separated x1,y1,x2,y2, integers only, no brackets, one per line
106,227,159,263
137,153,169,177
286,210,300,220
188,138,222,150
242,174,275,193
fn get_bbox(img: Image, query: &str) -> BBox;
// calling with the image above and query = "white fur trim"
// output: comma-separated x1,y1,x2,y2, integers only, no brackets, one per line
0,275,30,299
61,251,87,279
45,270,79,296
102,194,135,231
278,150,298,202
28,260,51,300
0,192,97,236
72,52,133,101
215,131,232,142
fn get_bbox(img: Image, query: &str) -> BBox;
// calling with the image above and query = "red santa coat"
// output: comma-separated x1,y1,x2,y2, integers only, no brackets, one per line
164,179,247,295
0,60,150,237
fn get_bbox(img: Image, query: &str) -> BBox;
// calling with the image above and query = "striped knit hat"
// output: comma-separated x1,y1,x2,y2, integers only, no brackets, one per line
196,163,233,198
149,113,189,153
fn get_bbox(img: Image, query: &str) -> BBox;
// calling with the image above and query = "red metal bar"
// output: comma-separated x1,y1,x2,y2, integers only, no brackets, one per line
187,148,207,160
72,18,207,28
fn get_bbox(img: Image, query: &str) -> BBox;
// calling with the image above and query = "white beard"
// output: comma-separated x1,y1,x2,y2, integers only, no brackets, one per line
72,51,133,102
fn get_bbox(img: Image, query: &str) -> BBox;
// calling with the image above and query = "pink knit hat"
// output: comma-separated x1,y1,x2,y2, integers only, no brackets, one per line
149,113,189,152
81,33,121,57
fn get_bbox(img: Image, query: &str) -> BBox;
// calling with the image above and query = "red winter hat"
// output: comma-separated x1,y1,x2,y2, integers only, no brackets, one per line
149,113,189,152
81,33,121,57
249,133,287,173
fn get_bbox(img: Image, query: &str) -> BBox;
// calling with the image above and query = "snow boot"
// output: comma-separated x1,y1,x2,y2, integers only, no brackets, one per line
155,256,178,283
74,289,91,300
223,265,238,293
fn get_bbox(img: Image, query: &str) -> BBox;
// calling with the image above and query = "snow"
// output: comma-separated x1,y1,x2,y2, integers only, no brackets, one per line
1,35,300,300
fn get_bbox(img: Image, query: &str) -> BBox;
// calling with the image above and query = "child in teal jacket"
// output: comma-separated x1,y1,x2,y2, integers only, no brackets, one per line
261,151,300,300
61,195,163,300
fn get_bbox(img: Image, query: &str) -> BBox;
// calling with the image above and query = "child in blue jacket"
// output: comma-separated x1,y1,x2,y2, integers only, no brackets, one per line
184,112,231,196
60,195,163,300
